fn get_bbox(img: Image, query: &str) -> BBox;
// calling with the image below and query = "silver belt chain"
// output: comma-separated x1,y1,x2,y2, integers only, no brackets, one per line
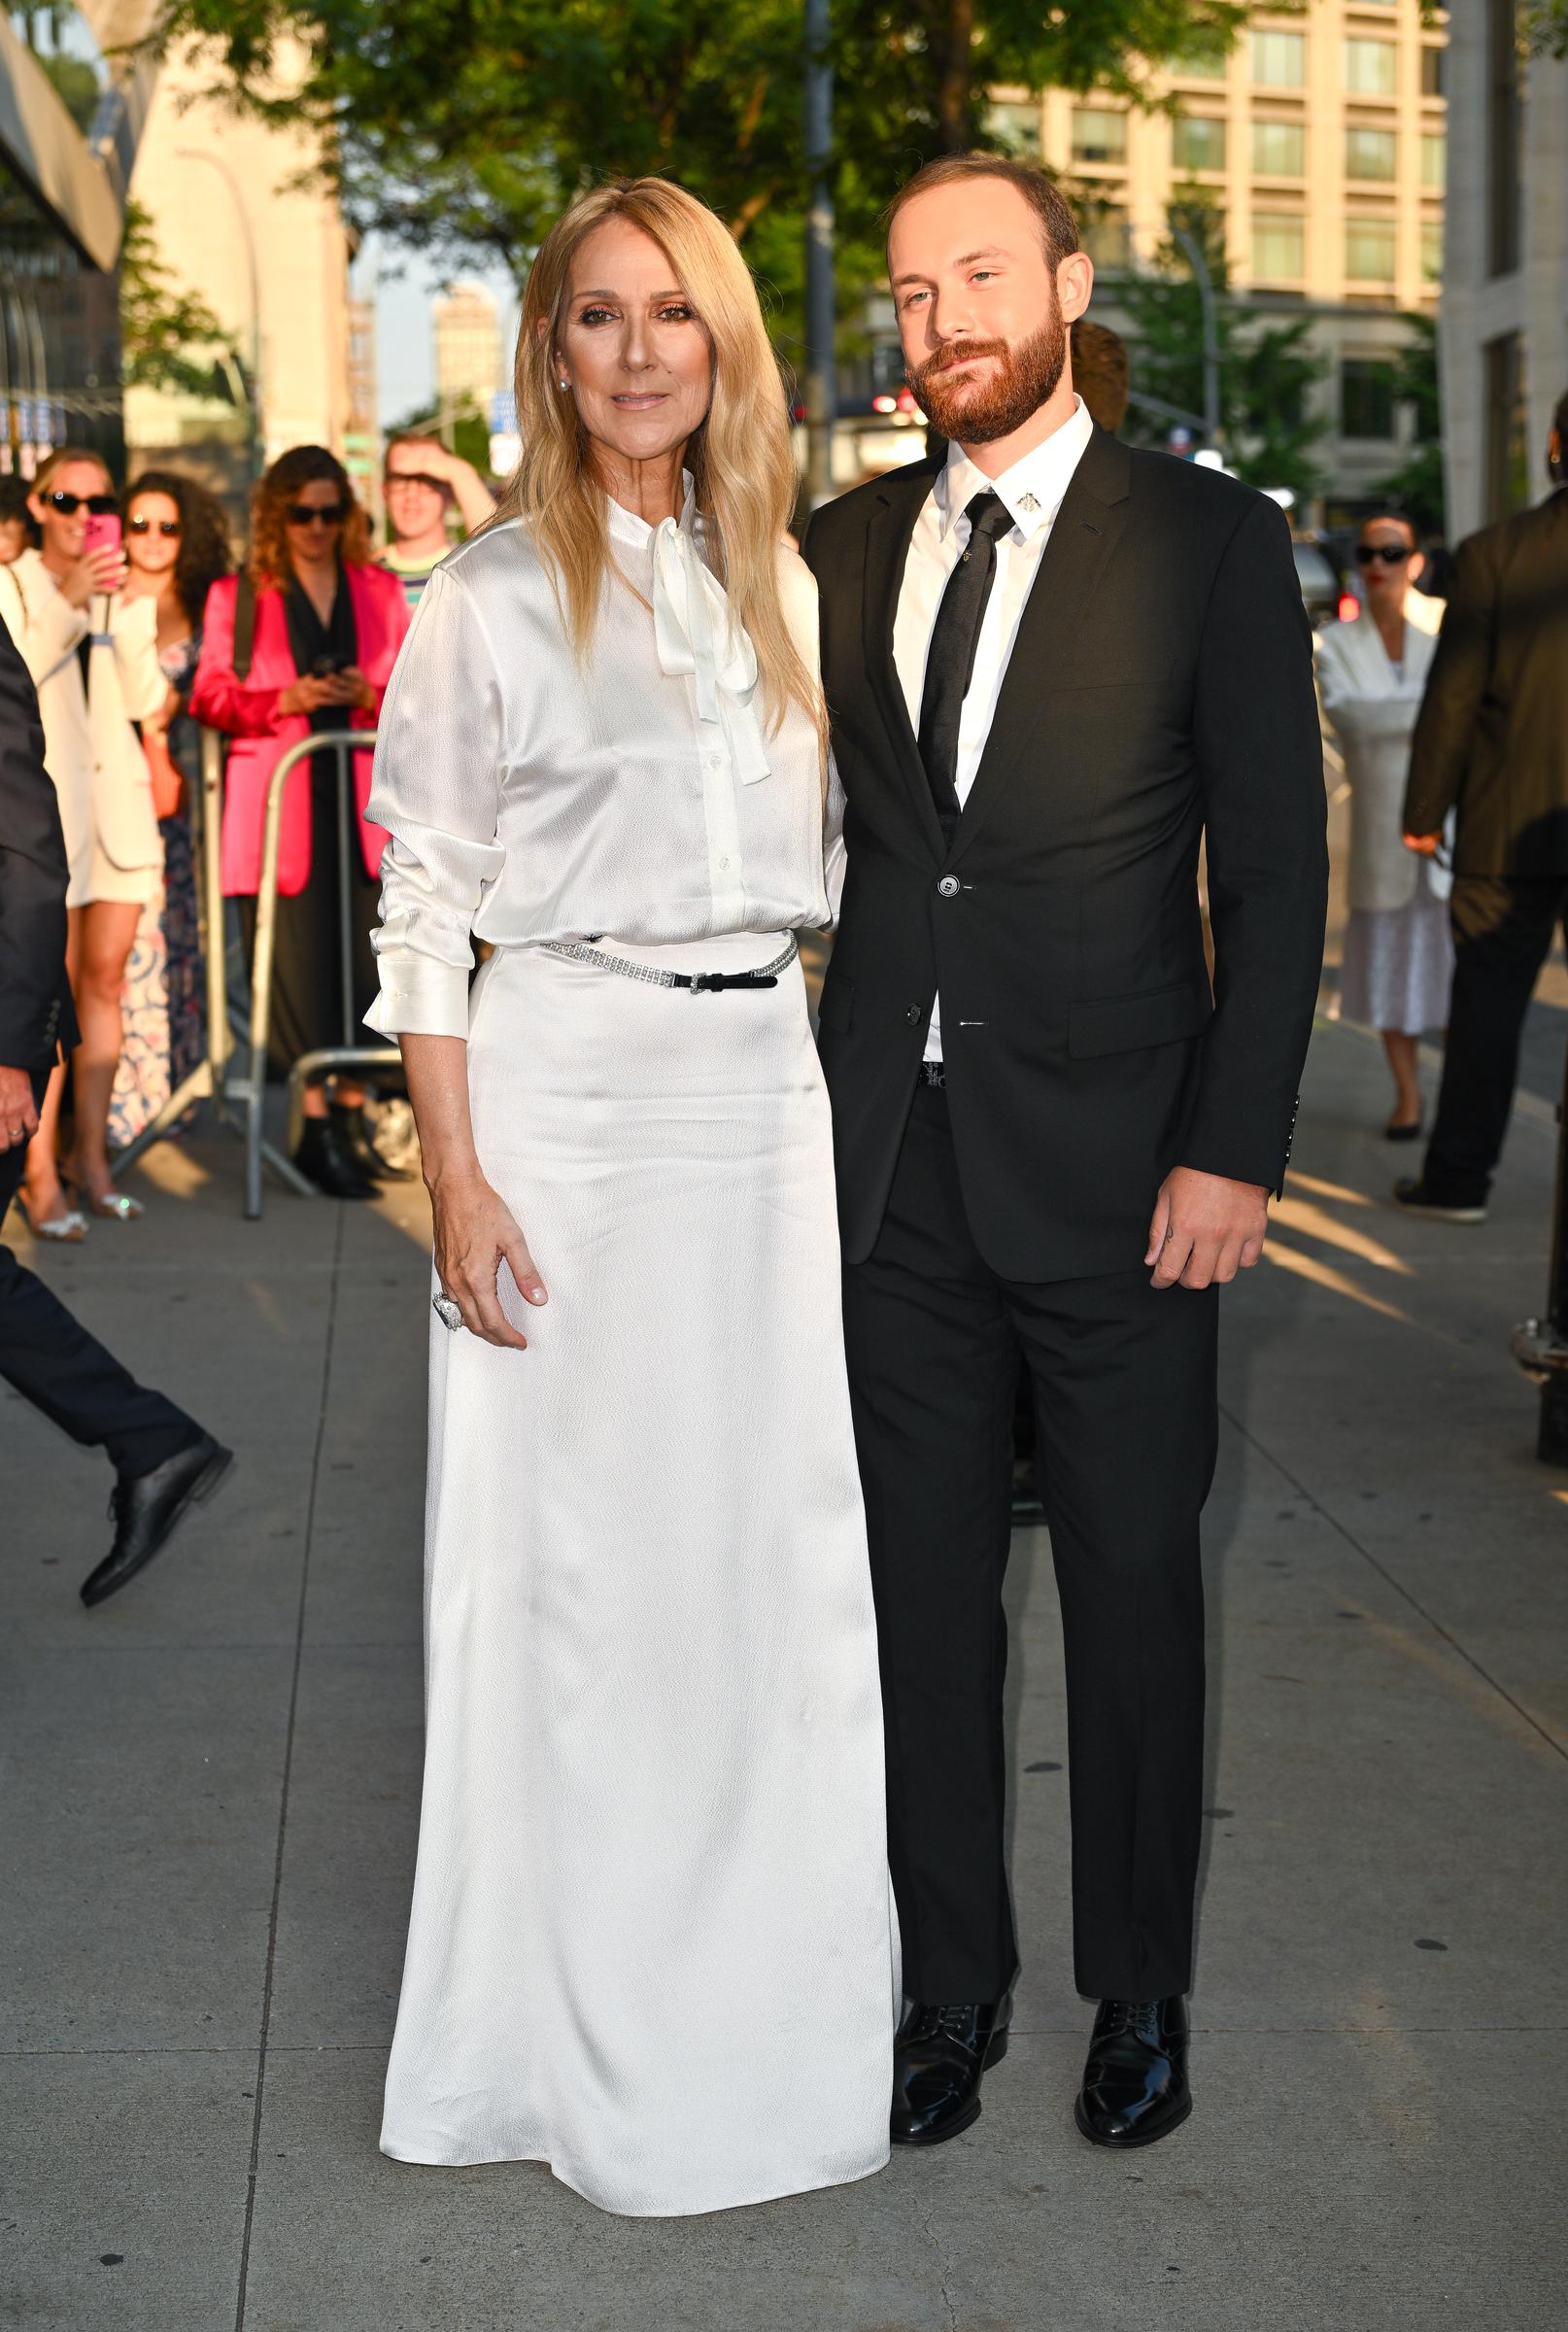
538,934,799,994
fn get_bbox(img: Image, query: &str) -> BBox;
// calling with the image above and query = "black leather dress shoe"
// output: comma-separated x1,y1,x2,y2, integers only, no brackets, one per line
80,1434,234,1608
891,1997,1011,2146
1074,1995,1191,2148
294,1115,377,1200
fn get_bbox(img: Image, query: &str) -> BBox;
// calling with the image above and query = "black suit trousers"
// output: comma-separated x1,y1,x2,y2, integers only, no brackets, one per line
842,1080,1217,2006
0,1075,195,1480
1423,876,1568,1206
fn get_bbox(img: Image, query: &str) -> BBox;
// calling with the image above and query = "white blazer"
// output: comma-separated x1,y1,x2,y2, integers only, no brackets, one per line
1315,591,1447,914
0,547,165,907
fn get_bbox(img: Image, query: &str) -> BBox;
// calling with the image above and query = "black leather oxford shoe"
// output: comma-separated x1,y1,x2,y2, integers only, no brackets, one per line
891,1997,1011,2146
80,1434,234,1609
1074,1995,1190,2148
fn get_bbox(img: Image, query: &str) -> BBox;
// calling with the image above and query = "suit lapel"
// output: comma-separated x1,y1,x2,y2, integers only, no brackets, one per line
950,425,1133,868
860,458,946,858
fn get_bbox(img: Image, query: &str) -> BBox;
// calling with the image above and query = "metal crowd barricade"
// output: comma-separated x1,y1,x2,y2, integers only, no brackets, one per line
111,726,311,1205
244,727,400,1219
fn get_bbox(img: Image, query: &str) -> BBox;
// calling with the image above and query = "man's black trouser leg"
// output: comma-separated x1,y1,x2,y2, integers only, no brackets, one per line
1423,877,1568,1206
842,1080,1216,2006
0,1076,196,1479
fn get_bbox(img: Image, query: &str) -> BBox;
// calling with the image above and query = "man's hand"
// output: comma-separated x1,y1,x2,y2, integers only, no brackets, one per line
0,1064,39,1152
1146,1166,1269,1289
1402,831,1443,856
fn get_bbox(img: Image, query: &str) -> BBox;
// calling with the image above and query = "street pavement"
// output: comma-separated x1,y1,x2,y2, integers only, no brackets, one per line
3,1010,1567,2332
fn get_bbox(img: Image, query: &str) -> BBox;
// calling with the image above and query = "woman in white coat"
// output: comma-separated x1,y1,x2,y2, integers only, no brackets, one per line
0,448,165,1232
1318,511,1450,1138
366,179,895,2217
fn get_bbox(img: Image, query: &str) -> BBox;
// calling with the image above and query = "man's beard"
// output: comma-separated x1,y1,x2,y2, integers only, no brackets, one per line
910,311,1068,445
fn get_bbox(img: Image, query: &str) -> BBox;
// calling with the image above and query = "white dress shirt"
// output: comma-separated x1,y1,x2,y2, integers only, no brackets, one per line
364,478,838,1039
892,394,1095,1059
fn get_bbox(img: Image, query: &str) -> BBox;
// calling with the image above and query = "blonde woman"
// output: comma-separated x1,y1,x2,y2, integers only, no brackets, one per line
366,181,896,2216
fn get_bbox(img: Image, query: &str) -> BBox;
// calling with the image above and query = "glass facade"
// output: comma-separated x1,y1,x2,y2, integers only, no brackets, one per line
1252,214,1306,280
1346,125,1398,181
1341,357,1396,440
1346,217,1397,280
1252,120,1306,177
1346,39,1398,96
1071,108,1128,166
1251,30,1306,87
1172,115,1228,172
0,154,122,480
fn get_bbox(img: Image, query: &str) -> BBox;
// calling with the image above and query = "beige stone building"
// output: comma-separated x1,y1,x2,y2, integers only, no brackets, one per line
431,281,501,425
123,36,358,512
991,2,1449,520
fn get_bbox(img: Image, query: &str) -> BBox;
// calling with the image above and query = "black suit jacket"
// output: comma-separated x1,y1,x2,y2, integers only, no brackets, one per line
0,611,78,1075
1404,489,1568,876
801,427,1328,1282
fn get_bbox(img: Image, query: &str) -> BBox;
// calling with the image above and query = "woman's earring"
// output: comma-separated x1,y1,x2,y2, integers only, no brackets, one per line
558,377,570,392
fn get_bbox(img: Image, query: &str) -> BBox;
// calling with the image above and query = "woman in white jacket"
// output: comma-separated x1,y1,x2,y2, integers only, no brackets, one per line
0,447,165,1233
1317,511,1451,1140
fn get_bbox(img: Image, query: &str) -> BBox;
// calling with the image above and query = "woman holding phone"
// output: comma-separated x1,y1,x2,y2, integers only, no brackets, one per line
192,446,409,1196
0,445,165,1235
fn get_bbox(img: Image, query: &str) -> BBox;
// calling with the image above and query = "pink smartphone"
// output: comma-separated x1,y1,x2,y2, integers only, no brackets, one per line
84,510,121,561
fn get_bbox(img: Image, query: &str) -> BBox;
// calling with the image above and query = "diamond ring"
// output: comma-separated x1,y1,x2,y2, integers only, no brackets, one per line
432,1291,463,1332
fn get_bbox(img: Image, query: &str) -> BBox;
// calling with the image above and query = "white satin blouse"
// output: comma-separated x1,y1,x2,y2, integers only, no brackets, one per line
364,483,840,1040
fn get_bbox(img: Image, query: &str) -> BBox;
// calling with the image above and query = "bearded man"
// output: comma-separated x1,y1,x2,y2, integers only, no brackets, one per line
801,157,1326,2152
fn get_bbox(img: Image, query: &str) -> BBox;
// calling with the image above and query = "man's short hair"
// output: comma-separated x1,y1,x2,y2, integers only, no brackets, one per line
384,429,445,477
886,154,1081,273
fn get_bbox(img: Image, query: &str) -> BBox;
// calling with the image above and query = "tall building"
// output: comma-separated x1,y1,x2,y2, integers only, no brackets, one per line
125,35,356,514
1019,1,1448,520
1438,2,1568,536
432,281,500,423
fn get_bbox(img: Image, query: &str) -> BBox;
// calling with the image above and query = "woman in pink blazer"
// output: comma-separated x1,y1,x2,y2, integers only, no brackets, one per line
193,446,410,1195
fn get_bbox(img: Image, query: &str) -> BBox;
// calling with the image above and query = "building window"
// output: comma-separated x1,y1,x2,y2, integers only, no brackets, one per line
1172,114,1228,172
1071,107,1127,167
1252,214,1306,281
1483,332,1528,517
985,100,1041,158
1251,119,1306,177
1420,218,1443,284
1251,29,1306,86
1420,130,1446,190
1080,206,1133,271
1487,0,1522,277
1345,39,1398,97
1346,125,1397,182
1345,217,1397,281
1167,28,1229,80
1342,358,1396,441
1419,45,1446,98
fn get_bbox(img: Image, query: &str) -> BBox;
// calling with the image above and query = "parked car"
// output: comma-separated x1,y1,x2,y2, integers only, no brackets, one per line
1292,532,1356,628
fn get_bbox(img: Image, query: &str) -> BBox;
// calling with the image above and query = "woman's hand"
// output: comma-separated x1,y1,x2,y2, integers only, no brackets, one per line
429,1165,548,1351
324,663,375,712
57,544,126,608
277,674,340,717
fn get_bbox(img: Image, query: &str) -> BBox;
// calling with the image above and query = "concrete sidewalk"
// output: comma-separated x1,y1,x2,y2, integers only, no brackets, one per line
3,1015,1566,2332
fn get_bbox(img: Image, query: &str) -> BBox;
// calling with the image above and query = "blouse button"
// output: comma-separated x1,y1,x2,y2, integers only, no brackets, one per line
718,856,732,872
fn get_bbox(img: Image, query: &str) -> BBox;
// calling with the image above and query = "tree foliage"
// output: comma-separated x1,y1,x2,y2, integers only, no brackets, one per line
119,199,241,398
1114,208,1332,504
142,0,1247,358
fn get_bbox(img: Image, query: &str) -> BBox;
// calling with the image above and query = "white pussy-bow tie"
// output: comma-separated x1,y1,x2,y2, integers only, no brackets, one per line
649,514,770,785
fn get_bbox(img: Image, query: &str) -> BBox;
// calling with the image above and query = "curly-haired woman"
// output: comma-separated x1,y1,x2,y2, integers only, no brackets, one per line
117,468,234,1129
191,446,409,1194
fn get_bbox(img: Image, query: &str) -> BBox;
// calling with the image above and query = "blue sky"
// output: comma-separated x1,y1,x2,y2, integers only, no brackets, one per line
358,239,521,429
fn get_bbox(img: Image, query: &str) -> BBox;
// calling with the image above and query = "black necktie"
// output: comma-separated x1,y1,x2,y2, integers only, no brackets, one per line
916,490,1015,840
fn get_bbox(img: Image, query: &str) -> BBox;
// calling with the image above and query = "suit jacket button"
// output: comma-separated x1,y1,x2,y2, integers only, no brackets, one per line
937,875,960,898
904,1005,923,1025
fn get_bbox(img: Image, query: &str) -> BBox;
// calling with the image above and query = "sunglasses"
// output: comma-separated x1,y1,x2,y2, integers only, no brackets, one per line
127,515,180,537
285,500,349,527
385,470,447,494
43,491,117,516
1355,543,1411,566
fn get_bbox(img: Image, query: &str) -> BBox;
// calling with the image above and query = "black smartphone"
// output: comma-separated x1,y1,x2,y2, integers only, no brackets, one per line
309,654,351,679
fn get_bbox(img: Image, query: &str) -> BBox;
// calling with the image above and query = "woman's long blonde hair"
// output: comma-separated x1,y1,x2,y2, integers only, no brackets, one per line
494,179,819,744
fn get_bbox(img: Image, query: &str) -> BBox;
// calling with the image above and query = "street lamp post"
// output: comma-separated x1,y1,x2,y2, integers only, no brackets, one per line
1170,218,1221,452
803,0,835,509
175,147,264,483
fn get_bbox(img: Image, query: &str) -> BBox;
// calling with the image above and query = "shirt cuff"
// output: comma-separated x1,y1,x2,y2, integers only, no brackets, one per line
363,953,471,1040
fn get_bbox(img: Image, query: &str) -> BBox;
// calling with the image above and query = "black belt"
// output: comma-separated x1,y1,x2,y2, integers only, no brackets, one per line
539,936,798,993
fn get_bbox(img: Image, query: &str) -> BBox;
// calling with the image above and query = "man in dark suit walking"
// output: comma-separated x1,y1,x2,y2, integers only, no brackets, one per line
0,612,232,1603
1396,390,1568,1224
801,156,1326,2151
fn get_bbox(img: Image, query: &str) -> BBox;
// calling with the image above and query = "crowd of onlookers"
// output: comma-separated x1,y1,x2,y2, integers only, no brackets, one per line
0,429,494,1222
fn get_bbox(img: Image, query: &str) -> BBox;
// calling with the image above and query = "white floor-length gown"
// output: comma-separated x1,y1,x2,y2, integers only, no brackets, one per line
364,486,898,2216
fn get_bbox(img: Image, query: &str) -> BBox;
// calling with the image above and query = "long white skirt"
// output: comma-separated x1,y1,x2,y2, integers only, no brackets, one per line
380,935,898,2216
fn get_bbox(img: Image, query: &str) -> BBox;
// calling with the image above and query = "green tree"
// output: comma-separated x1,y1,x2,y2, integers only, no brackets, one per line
143,0,1249,358
119,199,242,399
10,5,102,131
391,395,494,482
1115,208,1332,504
1375,312,1445,536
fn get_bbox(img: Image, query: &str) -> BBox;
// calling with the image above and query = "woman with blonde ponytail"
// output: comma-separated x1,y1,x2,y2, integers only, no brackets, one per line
366,179,895,2216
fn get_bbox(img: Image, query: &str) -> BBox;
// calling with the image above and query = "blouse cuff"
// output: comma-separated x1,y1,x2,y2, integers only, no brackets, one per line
363,953,472,1041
